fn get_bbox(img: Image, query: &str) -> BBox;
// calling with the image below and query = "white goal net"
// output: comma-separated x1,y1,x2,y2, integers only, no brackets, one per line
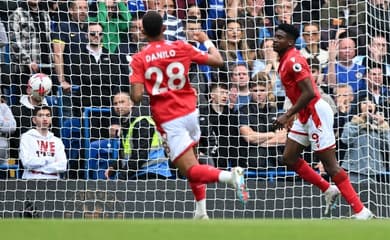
0,0,390,219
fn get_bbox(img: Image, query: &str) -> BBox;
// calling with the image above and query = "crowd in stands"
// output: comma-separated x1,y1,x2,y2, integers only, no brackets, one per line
0,0,389,182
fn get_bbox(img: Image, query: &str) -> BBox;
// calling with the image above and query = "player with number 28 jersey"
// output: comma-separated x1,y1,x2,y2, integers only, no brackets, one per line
130,40,207,127
130,12,249,219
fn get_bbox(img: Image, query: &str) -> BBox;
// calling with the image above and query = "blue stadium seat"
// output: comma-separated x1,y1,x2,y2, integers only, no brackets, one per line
61,118,81,161
87,138,120,180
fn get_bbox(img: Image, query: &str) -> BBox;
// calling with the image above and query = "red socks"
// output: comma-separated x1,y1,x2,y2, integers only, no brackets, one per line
292,158,330,192
187,164,221,184
332,169,364,213
189,182,206,201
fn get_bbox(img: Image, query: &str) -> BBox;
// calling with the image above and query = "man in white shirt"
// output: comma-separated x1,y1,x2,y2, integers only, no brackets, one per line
19,106,67,179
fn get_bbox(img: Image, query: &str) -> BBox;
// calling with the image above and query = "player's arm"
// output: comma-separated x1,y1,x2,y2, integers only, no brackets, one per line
130,83,144,105
273,78,315,129
129,55,145,105
192,31,223,67
285,78,316,118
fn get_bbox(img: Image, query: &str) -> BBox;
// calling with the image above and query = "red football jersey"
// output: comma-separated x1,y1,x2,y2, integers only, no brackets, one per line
278,48,321,123
130,40,208,126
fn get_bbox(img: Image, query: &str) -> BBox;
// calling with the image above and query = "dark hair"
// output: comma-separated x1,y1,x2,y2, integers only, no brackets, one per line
276,23,300,41
142,11,163,38
33,105,52,116
88,22,103,29
210,83,229,92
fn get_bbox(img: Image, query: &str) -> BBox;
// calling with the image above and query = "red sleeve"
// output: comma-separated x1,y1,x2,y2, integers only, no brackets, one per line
183,41,208,65
286,56,311,83
129,54,145,84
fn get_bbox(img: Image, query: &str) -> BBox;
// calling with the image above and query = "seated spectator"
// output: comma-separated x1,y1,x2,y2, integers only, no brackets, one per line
105,92,171,180
258,0,305,50
353,34,390,83
70,22,125,117
355,65,390,118
0,96,16,167
89,0,132,53
324,32,366,93
238,77,286,170
19,106,67,179
10,76,50,161
333,83,355,161
184,17,211,100
341,94,389,183
300,22,329,70
225,0,266,52
228,63,252,111
154,0,186,41
217,19,255,72
199,83,240,169
252,38,284,110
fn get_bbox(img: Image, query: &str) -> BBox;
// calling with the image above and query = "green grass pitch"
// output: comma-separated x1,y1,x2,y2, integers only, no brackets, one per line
1,219,389,240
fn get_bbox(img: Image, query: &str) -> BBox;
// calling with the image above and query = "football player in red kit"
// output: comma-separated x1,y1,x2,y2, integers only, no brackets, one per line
129,11,249,219
273,23,374,219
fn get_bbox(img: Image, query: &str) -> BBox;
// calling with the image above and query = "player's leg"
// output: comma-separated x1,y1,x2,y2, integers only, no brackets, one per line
317,149,373,218
162,110,249,204
282,137,331,193
313,99,373,218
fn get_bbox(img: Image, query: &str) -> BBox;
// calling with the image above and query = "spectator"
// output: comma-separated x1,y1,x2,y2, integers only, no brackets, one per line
217,19,255,72
226,0,266,51
356,66,390,118
238,76,286,170
353,35,390,83
157,1,186,41
229,63,252,111
117,11,146,62
199,83,240,169
70,22,125,117
104,92,171,180
19,106,67,179
0,96,16,166
258,0,305,50
300,22,329,70
324,33,365,93
341,94,389,183
252,38,284,110
333,83,354,161
89,0,132,53
52,0,89,118
185,17,211,102
8,0,53,102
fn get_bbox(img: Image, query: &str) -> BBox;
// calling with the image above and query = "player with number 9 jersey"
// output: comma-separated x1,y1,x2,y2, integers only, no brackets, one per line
130,40,208,127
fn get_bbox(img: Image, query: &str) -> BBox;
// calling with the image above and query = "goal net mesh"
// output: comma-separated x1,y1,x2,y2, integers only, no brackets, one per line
0,0,390,219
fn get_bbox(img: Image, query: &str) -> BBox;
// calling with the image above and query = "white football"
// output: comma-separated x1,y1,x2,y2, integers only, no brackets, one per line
28,73,52,97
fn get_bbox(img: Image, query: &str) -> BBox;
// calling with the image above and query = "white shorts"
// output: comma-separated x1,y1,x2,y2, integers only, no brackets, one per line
160,109,201,162
288,99,336,152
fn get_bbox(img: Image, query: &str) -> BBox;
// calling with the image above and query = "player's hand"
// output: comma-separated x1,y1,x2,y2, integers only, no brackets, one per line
192,31,209,44
273,113,294,130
